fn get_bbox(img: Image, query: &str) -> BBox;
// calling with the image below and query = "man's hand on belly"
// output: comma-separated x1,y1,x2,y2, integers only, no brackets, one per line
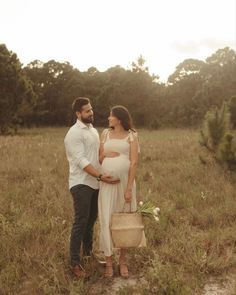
101,173,120,184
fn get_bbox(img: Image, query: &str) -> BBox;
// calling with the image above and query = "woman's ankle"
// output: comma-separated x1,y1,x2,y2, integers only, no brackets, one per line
119,256,126,264
105,256,113,265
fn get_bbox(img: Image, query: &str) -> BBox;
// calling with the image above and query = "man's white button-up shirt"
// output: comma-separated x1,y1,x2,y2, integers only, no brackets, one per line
64,119,100,190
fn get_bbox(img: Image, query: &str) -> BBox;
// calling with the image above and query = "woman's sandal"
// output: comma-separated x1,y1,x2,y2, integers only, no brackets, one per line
119,263,129,279
104,264,113,278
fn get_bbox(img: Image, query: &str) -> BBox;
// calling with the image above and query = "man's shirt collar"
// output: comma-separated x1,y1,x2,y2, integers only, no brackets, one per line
76,119,92,129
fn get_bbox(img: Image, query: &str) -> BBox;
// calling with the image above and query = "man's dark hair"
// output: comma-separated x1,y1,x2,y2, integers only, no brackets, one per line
72,97,90,113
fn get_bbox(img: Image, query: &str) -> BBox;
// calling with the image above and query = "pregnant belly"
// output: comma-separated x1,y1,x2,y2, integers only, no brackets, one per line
102,156,130,177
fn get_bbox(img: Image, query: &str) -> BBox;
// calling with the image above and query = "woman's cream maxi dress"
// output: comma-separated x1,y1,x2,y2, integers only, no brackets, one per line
98,129,145,256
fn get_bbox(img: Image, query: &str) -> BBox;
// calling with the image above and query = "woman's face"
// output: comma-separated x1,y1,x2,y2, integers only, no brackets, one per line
108,112,120,128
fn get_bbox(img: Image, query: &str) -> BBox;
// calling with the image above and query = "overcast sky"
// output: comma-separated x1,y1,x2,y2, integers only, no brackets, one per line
0,0,235,81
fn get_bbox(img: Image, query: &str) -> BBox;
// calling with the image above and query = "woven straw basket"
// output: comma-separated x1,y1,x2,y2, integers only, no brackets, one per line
110,212,144,248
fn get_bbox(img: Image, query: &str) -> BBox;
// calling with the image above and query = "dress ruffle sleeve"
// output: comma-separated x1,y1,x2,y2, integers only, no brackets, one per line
128,130,141,153
101,129,109,144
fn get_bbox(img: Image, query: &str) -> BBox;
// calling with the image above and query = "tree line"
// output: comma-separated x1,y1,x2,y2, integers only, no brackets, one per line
0,43,236,134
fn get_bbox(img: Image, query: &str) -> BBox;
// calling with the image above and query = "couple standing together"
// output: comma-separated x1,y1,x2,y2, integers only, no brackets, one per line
64,97,144,279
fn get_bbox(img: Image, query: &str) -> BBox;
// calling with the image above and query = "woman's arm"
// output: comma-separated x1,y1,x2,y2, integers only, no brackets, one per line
124,133,139,202
99,129,107,164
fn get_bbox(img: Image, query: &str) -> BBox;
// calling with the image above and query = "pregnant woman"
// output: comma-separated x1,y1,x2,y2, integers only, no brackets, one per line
98,105,144,279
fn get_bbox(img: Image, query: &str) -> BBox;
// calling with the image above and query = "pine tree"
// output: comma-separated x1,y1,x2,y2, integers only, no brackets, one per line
228,95,236,129
200,102,230,152
218,132,236,170
200,100,236,170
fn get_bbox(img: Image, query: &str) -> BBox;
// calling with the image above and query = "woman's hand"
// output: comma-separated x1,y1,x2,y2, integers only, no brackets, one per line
104,151,120,158
124,189,132,203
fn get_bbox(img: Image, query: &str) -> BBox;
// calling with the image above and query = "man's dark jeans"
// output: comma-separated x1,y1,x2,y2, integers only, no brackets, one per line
70,184,98,266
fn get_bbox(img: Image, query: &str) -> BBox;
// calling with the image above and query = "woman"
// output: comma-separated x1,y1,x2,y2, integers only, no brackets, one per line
98,105,142,279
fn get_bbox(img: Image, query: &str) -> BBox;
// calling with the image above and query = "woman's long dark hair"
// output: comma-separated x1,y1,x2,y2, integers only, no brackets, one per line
110,105,135,132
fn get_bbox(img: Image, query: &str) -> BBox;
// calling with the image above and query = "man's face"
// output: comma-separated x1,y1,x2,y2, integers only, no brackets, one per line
77,103,94,124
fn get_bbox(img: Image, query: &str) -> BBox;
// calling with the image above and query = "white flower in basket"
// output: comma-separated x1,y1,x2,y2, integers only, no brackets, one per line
137,200,160,222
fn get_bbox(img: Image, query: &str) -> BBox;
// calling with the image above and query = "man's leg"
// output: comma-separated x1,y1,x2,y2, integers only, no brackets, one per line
83,189,99,256
70,184,94,266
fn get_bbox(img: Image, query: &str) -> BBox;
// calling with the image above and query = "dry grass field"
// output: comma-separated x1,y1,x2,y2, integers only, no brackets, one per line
0,127,236,294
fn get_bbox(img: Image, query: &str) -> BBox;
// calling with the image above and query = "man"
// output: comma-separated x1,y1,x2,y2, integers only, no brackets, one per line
64,97,119,278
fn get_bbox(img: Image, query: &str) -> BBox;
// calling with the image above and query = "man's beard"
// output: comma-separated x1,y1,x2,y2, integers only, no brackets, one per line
81,115,94,124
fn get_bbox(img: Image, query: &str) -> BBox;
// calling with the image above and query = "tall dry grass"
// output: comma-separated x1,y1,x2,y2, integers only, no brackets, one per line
0,128,236,294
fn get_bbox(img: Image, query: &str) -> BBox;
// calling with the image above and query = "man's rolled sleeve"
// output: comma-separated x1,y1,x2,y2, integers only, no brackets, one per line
65,132,91,170
77,157,90,170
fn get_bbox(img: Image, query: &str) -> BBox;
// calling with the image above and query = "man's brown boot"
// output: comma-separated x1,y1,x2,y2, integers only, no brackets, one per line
71,264,88,279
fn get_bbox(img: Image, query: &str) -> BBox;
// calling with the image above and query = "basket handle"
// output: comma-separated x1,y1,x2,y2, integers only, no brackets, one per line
122,202,132,213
